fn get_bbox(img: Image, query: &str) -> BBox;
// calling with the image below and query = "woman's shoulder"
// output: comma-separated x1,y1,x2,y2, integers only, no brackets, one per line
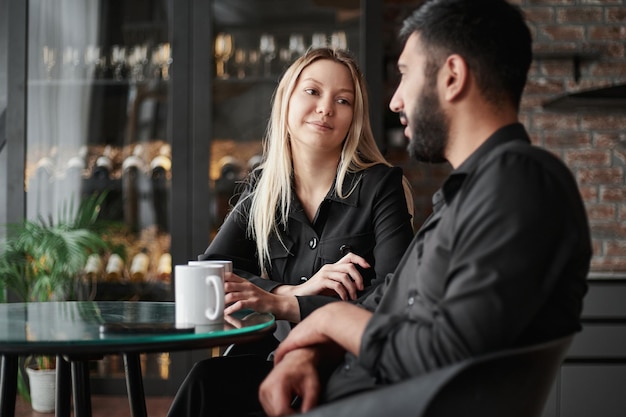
359,163,403,181
228,170,261,216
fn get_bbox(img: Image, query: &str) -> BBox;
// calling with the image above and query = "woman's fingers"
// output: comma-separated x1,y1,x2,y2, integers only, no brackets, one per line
323,278,349,300
333,262,365,292
338,253,371,269
297,260,367,300
309,269,360,300
326,271,358,299
332,257,367,291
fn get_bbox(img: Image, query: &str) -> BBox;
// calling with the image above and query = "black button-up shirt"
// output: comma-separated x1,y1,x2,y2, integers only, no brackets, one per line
323,123,592,401
200,164,414,319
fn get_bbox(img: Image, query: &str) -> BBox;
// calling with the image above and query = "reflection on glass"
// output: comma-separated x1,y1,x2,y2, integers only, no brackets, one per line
289,34,306,60
152,43,172,80
84,45,104,79
128,45,149,82
330,31,348,50
42,46,56,80
62,46,80,79
259,34,276,77
214,32,234,79
233,48,247,79
110,45,127,81
247,49,260,77
279,48,290,67
311,33,327,49
158,352,170,379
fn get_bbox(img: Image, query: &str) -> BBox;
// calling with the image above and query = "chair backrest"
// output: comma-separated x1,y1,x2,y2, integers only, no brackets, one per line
422,334,574,417
298,334,574,417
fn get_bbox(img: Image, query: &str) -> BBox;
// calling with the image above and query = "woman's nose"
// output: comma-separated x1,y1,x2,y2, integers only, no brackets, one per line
317,100,334,116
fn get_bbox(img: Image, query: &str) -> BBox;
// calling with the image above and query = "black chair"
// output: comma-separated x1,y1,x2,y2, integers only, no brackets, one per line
298,334,574,417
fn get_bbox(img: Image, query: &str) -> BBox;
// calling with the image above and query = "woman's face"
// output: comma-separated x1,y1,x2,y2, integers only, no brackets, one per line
287,59,355,157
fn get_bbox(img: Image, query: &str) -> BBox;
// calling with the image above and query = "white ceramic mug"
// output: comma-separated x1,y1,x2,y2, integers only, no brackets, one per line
188,259,233,273
175,264,225,325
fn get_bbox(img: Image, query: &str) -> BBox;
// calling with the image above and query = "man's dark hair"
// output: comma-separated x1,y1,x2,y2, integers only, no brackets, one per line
400,0,532,109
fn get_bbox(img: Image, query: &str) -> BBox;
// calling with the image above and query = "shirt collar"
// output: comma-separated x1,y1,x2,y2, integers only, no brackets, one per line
326,170,362,207
437,123,531,208
290,170,362,219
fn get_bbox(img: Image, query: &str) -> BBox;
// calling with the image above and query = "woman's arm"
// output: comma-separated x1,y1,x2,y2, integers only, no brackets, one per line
295,166,415,319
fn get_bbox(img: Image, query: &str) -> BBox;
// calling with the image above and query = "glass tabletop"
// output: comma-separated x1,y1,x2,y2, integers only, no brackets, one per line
0,301,274,355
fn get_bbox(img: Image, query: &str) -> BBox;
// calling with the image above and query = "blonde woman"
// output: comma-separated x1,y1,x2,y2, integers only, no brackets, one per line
169,47,414,417
200,48,414,326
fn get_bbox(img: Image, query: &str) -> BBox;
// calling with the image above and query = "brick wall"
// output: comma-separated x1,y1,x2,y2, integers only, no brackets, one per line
382,0,626,273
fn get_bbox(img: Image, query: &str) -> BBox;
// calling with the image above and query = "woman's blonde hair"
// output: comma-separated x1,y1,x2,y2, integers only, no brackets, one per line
243,47,414,275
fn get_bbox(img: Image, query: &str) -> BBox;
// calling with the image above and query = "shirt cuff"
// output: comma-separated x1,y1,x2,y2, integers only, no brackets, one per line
359,312,405,372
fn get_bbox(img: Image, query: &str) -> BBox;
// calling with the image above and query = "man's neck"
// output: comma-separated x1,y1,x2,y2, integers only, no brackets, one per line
446,101,519,169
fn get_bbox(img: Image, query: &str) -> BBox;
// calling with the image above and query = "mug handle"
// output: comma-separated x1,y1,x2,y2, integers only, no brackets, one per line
204,274,224,321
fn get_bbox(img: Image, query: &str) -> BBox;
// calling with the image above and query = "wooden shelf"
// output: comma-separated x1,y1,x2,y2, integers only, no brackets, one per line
533,49,601,83
542,84,626,113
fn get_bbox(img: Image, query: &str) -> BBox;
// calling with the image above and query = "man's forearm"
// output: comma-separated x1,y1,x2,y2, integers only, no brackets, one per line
316,302,372,356
274,301,373,365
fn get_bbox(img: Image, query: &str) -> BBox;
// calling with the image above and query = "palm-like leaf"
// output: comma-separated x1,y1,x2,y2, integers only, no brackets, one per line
0,193,111,302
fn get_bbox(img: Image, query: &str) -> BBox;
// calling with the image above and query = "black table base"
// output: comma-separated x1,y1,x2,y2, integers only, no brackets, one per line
0,355,18,417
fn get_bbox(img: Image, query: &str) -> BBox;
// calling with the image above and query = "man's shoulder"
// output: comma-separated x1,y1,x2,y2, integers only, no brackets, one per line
481,140,572,178
463,140,583,213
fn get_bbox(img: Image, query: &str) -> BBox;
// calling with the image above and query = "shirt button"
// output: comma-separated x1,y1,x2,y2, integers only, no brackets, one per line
408,296,415,306
309,237,318,249
339,244,352,256
344,363,351,371
300,277,308,283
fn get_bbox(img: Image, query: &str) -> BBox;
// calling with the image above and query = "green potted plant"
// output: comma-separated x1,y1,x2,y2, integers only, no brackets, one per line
0,192,111,412
0,193,111,302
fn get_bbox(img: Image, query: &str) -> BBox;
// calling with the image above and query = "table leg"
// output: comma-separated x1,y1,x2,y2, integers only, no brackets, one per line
123,353,147,417
0,355,17,417
71,360,92,417
55,355,71,417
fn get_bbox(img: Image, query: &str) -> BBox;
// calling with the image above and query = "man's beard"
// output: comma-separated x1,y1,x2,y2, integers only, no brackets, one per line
407,82,449,164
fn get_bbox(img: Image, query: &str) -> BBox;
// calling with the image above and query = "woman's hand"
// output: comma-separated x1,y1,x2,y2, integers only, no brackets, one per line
224,272,300,322
275,253,371,301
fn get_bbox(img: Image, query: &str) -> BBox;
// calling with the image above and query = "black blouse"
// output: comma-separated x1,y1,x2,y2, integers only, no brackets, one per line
199,163,414,320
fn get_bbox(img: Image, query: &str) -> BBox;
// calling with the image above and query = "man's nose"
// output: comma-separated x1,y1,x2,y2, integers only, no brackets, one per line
389,89,402,113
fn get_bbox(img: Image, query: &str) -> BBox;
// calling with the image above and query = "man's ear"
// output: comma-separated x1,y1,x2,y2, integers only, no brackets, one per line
441,54,469,102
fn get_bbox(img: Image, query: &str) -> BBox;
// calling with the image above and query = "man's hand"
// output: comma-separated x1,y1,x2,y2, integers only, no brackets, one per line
259,348,321,416
261,303,372,416
274,302,373,364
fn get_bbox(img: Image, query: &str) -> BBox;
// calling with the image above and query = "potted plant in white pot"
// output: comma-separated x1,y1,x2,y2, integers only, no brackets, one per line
0,193,111,412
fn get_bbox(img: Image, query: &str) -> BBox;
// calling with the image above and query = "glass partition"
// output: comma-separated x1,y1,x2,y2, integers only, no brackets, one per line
207,0,362,236
25,0,173,388
26,0,173,286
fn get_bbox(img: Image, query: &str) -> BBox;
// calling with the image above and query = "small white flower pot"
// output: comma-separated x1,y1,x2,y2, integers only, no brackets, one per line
26,366,56,413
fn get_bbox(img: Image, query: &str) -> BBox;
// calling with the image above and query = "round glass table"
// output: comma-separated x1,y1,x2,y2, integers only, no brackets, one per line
0,301,275,417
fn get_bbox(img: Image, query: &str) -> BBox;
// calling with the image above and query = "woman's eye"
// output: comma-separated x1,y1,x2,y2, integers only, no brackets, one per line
337,98,351,106
304,88,318,96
